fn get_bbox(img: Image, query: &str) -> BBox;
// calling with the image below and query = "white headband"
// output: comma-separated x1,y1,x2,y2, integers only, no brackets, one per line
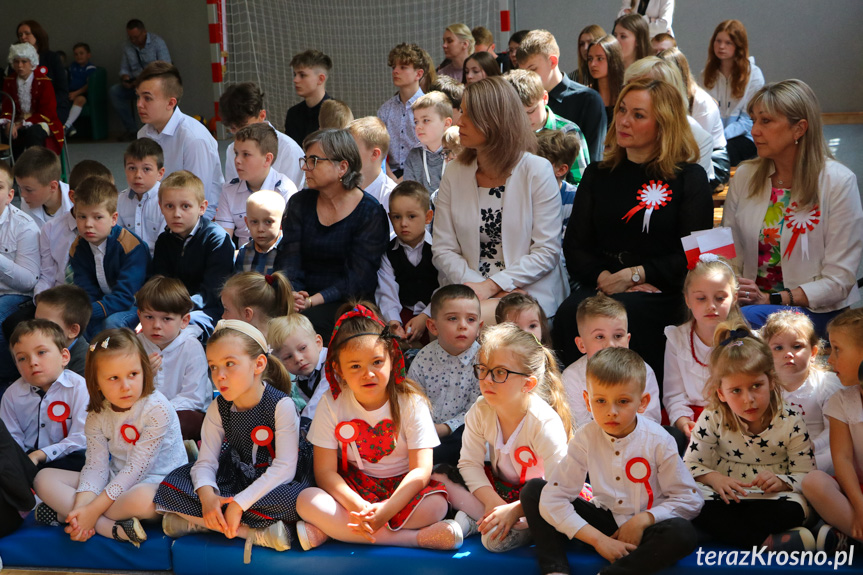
214,319,271,354
698,253,736,276
8,43,38,67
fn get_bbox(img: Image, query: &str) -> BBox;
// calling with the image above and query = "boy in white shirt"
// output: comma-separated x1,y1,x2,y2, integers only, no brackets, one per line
0,319,88,471
268,313,328,426
216,122,296,247
135,275,210,441
403,92,453,193
521,347,703,575
407,285,483,465
562,294,662,429
233,191,285,275
118,138,166,257
13,147,72,229
220,82,305,190
0,161,40,387
136,61,224,218
348,117,397,212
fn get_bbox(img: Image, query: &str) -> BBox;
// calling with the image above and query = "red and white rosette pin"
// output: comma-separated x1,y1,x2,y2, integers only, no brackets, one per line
783,202,820,260
251,426,275,467
514,446,538,485
334,421,363,472
622,180,672,233
47,401,71,437
625,457,654,509
120,424,140,445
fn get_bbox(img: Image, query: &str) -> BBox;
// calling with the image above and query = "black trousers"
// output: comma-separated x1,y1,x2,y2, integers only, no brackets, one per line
432,424,465,466
726,135,757,167
693,498,805,548
0,418,37,538
551,287,686,386
521,478,697,575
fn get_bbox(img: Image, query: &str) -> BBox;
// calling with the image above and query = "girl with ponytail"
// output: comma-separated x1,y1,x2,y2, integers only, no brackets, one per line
221,271,294,334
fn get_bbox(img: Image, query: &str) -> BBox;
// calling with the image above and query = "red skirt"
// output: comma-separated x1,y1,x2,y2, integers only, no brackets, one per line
340,464,447,530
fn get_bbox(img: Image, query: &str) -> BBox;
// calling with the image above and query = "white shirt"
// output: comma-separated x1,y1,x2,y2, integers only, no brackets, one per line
76,390,187,500
662,322,711,426
541,417,702,539
691,86,726,149
138,106,225,219
16,73,34,115
704,57,764,140
89,241,111,295
118,183,165,257
215,168,296,247
0,204,40,296
295,348,329,420
562,355,662,430
618,0,674,37
787,370,842,474
21,181,72,229
35,210,77,295
459,394,569,493
0,370,88,461
308,389,439,478
689,116,715,182
191,390,299,511
225,122,305,190
825,386,863,482
138,325,212,413
363,170,397,214
375,231,437,323
408,340,481,431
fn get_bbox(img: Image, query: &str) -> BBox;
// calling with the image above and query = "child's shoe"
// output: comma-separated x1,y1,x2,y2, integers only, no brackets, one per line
162,513,208,538
34,503,61,526
296,520,329,551
816,521,851,553
112,517,147,548
481,524,532,553
762,526,815,552
417,519,463,550
454,510,479,538
249,520,291,551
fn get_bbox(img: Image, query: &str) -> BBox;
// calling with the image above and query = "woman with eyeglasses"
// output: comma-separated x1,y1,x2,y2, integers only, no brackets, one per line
273,129,389,339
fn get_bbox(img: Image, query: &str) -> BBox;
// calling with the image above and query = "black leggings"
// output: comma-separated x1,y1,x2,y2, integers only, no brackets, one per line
0,419,37,538
693,498,805,548
727,135,757,167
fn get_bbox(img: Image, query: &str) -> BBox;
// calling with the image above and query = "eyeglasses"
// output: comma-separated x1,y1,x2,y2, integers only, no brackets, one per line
473,364,530,383
299,155,334,171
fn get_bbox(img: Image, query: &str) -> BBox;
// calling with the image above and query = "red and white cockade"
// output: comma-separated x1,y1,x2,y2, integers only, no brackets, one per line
622,180,672,233
783,202,820,260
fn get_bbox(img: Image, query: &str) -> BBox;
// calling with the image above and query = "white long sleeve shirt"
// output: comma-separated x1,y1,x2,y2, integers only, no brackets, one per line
540,416,703,539
215,168,296,246
662,322,711,426
0,204,40,296
375,231,438,323
34,210,77,295
21,182,72,229
118,183,165,257
0,370,88,461
224,122,305,190
138,326,212,413
782,369,842,473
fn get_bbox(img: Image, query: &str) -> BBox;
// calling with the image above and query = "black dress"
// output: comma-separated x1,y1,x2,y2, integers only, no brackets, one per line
552,159,713,383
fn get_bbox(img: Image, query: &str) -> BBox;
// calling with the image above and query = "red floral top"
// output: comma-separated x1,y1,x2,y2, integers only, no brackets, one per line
756,187,791,292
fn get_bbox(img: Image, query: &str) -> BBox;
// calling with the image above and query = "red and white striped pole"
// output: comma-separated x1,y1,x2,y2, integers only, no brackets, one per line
499,0,511,49
206,0,226,138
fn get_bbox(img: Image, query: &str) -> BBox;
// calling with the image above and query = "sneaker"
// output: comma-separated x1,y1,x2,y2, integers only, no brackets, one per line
249,521,291,552
454,510,479,538
184,439,199,463
482,525,532,553
296,520,329,551
112,517,147,548
65,126,77,138
162,513,208,538
417,519,463,550
34,503,60,526
762,526,815,552
816,522,850,553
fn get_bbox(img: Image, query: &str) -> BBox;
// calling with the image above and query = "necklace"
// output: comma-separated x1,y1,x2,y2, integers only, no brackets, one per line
689,322,708,368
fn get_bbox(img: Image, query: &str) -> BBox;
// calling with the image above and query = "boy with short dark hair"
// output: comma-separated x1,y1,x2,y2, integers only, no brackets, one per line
504,69,589,185
407,284,482,465
562,294,662,429
0,319,88,470
536,129,580,236
431,75,464,124
521,346,702,575
136,61,224,218
118,138,166,256
471,26,496,54
65,43,97,136
220,82,304,189
348,117,396,210
13,147,72,229
517,30,606,160
34,284,92,377
284,50,333,146
216,122,296,247
376,181,437,343
68,177,149,339
135,275,210,440
153,170,234,337
233,190,286,274
403,92,452,193
378,43,430,178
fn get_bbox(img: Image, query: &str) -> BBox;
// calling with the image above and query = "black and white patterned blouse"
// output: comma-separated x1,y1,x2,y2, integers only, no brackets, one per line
478,186,505,278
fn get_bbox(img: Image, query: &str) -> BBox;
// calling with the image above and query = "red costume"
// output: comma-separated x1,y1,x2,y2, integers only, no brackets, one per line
2,65,64,154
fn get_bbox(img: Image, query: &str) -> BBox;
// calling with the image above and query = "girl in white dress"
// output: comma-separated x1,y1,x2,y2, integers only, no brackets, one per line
34,328,186,546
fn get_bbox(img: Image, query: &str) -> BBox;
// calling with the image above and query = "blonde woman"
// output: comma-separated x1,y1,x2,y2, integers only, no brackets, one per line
437,23,474,82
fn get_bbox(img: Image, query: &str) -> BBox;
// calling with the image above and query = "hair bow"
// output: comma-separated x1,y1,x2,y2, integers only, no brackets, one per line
719,328,750,347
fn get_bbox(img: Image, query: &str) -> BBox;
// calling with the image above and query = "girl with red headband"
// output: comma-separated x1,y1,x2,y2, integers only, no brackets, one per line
295,303,463,551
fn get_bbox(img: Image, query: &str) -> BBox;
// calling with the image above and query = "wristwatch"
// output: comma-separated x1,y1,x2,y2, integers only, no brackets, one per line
630,266,641,284
769,292,782,305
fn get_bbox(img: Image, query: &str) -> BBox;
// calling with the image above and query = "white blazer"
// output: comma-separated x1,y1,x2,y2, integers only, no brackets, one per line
723,159,863,312
432,153,569,316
